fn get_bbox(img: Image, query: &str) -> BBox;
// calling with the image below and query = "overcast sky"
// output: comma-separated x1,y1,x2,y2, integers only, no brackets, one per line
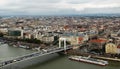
0,0,120,15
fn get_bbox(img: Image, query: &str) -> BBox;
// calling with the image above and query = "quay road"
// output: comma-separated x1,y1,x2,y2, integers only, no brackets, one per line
0,45,73,68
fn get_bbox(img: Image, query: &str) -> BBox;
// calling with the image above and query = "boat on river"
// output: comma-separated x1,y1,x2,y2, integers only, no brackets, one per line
69,56,108,66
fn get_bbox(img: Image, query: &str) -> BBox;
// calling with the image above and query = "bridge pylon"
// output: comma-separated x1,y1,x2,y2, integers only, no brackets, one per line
59,37,67,50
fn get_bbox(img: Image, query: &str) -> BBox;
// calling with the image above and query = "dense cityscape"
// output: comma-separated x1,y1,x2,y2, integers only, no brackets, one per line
0,15,120,69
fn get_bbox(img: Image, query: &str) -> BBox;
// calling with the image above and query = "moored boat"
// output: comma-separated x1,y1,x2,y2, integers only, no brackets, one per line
69,56,108,66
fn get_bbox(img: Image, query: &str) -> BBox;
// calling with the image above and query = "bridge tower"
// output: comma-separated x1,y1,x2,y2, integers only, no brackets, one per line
59,37,67,50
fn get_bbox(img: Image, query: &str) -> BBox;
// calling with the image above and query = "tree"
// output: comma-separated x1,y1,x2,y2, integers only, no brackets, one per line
0,33,4,37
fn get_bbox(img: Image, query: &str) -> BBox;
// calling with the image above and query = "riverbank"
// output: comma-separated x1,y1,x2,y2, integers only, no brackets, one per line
93,56,120,62
0,37,50,51
67,49,120,62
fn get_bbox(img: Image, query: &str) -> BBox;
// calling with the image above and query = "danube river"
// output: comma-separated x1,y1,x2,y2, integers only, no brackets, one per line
25,56,120,69
0,44,34,61
0,44,120,69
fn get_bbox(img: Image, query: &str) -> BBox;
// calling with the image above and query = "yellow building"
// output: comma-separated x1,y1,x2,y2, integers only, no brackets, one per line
105,43,117,54
70,36,79,45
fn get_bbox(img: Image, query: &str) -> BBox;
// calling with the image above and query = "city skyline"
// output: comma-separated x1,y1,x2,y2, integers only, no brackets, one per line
0,0,120,15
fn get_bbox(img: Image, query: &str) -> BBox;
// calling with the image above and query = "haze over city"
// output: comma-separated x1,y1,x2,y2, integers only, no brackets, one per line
0,0,120,15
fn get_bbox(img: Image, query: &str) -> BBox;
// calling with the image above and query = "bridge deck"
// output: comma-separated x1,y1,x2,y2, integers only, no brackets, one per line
0,46,73,68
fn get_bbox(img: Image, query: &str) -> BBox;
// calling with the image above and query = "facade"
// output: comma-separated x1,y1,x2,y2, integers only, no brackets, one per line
8,30,21,36
105,43,117,54
7,28,23,38
70,36,84,45
117,46,120,54
70,36,79,45
0,27,8,33
23,32,31,39
41,36,54,43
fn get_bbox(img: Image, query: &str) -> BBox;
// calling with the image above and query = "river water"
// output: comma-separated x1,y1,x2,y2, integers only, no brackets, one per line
25,56,120,69
0,44,120,69
0,44,34,61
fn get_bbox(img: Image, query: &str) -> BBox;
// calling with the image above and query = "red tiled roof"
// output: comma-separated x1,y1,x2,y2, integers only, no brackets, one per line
78,37,83,44
79,28,86,31
89,38,107,43
78,37,83,41
64,25,69,29
117,46,120,49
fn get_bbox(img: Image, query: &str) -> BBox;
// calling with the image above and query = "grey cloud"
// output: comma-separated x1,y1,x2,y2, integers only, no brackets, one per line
81,7,120,14
66,0,92,4
22,0,61,3
0,0,120,15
